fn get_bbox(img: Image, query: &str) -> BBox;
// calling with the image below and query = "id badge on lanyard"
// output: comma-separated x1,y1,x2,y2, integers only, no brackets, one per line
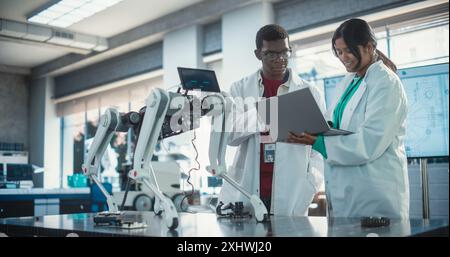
263,143,276,163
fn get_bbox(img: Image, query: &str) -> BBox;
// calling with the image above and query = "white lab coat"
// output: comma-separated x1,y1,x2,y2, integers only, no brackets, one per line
218,68,326,216
323,60,410,219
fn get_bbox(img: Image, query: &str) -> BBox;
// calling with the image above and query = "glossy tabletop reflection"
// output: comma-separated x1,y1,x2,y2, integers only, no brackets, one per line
0,211,448,237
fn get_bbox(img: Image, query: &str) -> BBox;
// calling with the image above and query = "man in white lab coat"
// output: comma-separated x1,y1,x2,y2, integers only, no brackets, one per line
218,24,325,216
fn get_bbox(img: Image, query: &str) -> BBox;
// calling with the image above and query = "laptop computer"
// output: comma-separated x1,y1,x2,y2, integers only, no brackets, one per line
257,87,353,142
177,67,221,92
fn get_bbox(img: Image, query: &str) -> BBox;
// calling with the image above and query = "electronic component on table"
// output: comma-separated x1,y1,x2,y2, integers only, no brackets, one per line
361,216,390,228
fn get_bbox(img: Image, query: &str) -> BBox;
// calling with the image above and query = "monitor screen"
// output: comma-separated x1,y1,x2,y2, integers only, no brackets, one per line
0,164,4,181
207,176,223,187
177,67,221,92
6,164,33,181
322,63,449,158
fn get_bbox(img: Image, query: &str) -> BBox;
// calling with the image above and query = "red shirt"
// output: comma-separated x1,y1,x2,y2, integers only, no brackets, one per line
260,75,283,199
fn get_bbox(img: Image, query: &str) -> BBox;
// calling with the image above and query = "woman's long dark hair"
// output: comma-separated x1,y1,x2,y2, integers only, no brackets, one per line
332,18,397,72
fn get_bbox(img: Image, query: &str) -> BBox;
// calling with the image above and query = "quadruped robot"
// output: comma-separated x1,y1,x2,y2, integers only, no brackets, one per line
82,68,269,230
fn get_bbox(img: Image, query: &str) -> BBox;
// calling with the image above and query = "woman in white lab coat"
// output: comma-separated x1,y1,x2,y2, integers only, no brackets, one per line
287,18,410,219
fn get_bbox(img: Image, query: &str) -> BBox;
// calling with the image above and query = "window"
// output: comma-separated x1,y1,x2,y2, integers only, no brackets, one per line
291,15,449,96
61,112,85,188
389,21,449,68
60,76,163,190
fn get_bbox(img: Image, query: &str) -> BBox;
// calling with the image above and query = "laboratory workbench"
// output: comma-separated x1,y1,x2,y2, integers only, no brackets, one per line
0,188,91,218
0,188,90,199
0,211,447,237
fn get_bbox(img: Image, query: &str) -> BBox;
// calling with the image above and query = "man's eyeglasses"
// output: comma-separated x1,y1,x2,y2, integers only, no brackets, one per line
261,49,292,60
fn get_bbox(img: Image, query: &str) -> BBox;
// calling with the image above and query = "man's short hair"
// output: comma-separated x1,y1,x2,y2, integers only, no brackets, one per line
255,24,289,49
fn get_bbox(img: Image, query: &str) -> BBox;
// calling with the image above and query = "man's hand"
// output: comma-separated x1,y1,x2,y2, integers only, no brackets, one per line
287,132,317,145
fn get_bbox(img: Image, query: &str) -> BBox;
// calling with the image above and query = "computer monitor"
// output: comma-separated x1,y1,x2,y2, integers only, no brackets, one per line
6,164,33,181
177,67,221,92
207,176,223,188
0,163,4,181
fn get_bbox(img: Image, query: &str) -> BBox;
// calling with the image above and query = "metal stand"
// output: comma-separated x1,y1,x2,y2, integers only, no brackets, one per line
420,158,430,219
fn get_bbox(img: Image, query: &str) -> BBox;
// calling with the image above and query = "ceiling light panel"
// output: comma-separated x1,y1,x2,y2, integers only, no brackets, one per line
27,0,124,28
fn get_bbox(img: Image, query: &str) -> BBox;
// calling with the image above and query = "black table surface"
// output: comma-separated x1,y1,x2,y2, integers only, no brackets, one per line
0,211,448,237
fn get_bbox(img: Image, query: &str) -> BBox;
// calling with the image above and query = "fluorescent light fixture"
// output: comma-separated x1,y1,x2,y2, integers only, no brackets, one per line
70,8,93,18
39,9,63,19
79,2,107,14
59,0,89,8
28,16,52,24
48,19,73,27
59,13,85,23
94,0,122,7
47,4,73,14
27,0,124,28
